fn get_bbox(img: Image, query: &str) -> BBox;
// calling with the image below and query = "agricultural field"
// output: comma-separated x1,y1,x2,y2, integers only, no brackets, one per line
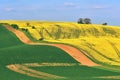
2,20,120,66
1,21,120,80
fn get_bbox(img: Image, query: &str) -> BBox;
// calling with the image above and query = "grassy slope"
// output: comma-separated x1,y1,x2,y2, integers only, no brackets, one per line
0,23,120,80
0,25,23,48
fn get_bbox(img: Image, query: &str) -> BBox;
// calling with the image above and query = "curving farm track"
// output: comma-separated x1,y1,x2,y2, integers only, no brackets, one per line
4,25,98,66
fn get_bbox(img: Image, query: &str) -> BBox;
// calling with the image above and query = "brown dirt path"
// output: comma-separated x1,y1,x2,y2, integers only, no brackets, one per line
4,25,98,66
4,25,34,44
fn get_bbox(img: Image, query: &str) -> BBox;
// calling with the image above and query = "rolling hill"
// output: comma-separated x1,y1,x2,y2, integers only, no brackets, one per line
1,21,120,80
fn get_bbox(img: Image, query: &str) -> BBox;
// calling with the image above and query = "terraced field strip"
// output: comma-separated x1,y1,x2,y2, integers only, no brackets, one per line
4,24,98,66
7,63,71,79
7,63,79,79
7,63,120,80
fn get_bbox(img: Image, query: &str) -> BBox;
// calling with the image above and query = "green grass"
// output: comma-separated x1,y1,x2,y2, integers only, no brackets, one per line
0,45,77,65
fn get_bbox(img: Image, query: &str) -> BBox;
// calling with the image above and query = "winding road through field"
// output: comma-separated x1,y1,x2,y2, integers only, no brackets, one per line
4,25,98,66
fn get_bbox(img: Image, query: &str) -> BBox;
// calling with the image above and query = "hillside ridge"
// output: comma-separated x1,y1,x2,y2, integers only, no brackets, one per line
1,21,120,40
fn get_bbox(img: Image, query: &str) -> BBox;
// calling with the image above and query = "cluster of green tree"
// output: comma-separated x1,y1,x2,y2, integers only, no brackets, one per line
102,22,108,25
77,18,108,25
11,24,19,29
77,18,91,24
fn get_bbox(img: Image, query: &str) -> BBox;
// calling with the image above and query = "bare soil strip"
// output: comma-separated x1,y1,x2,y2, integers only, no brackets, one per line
4,25,98,66
4,25,34,44
51,44,98,66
